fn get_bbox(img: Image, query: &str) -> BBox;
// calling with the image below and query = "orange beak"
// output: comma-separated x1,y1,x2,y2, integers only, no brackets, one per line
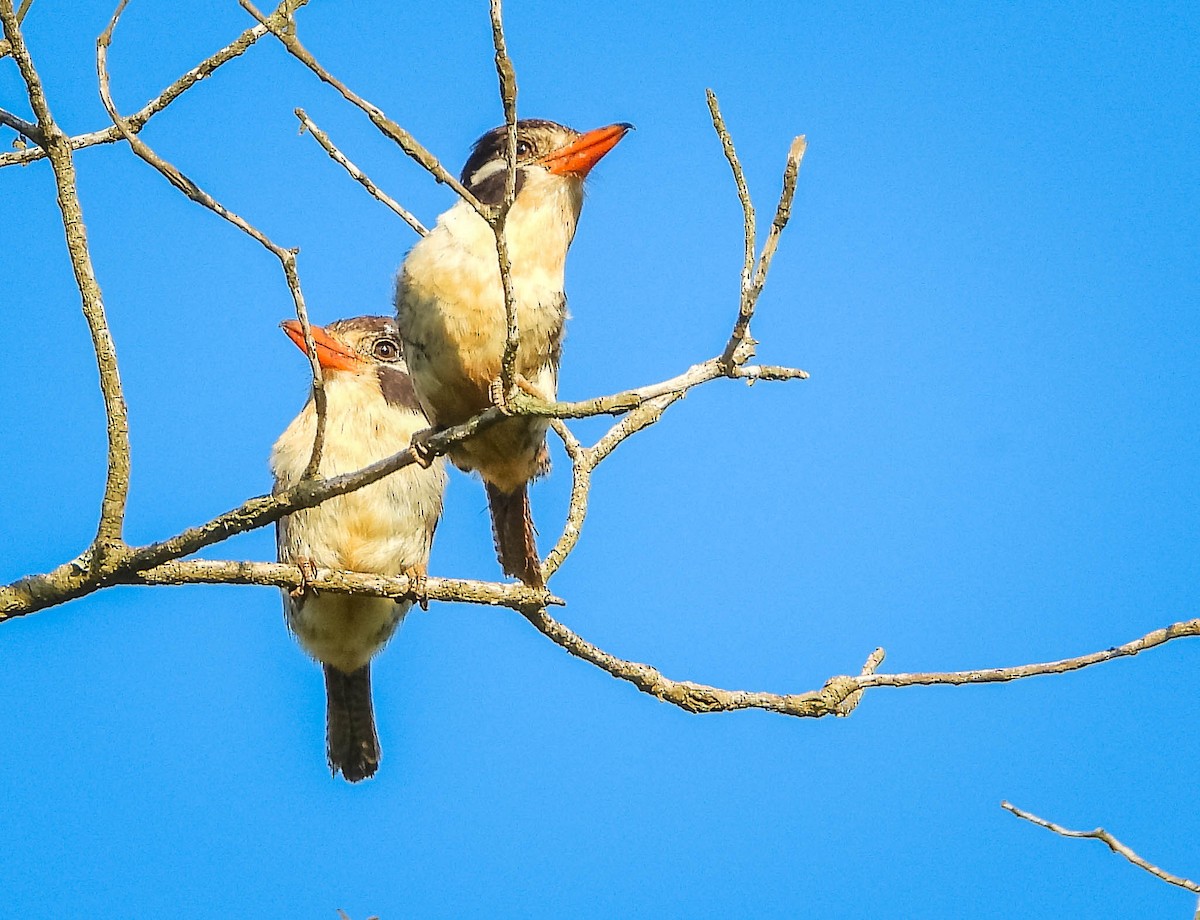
280,320,363,373
540,122,633,177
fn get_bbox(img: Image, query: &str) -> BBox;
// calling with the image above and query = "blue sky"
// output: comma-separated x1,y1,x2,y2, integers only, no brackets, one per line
2,1,1198,917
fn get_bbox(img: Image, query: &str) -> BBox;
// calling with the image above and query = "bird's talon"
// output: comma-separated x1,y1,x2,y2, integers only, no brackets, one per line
291,557,319,599
404,566,430,610
489,377,516,413
409,427,439,468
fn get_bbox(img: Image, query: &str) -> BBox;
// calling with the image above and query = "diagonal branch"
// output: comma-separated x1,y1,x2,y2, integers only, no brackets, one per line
508,349,806,421
0,400,516,620
706,89,755,305
748,135,806,317
98,0,328,480
1002,801,1200,910
855,617,1200,689
835,647,886,716
1,4,283,168
240,0,485,216
246,0,523,403
295,107,427,237
2,0,131,567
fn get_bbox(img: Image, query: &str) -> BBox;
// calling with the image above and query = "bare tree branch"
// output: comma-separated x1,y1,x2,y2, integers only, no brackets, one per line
706,89,806,367
0,401,515,620
1,0,131,568
749,136,806,320
1,5,282,168
541,419,590,578
517,615,1200,720
97,0,329,480
240,0,486,216
249,0,524,405
836,647,886,716
0,0,32,59
519,604,858,717
295,107,427,237
855,617,1200,689
488,0,521,399
0,6,815,725
127,560,563,610
507,346,806,421
1002,801,1200,916
706,89,755,308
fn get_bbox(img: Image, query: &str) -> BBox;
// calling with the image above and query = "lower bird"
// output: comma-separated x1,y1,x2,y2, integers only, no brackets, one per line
271,315,446,782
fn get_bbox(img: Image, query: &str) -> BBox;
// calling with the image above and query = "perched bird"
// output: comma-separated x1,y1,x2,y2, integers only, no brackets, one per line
395,119,630,587
271,316,446,782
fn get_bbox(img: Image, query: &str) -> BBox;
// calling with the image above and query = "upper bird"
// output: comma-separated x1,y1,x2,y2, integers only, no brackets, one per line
271,316,446,782
395,119,631,587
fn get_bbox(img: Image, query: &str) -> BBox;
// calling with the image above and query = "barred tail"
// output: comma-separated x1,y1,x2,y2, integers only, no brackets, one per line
485,481,543,588
323,663,380,783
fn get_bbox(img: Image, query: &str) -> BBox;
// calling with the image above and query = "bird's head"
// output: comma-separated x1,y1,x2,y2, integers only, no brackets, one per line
280,315,418,408
459,119,633,208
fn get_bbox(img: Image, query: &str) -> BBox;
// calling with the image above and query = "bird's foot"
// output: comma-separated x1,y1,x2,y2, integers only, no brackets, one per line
403,564,430,610
409,427,440,468
290,557,319,599
533,442,552,479
489,376,516,414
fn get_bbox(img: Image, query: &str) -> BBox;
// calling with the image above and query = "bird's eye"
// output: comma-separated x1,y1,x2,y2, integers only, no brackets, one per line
515,139,533,158
372,338,400,361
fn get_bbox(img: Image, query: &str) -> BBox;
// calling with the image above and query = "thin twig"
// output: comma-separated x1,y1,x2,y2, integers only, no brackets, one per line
541,391,686,577
836,648,885,716
856,618,1200,689
240,0,486,216
295,108,427,236
1002,801,1200,911
542,419,590,577
1,4,283,168
507,350,806,422
706,90,755,309
2,0,131,568
747,136,806,311
488,0,521,398
98,0,328,480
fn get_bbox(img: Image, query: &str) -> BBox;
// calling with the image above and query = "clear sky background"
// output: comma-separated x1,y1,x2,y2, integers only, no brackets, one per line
2,1,1198,917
